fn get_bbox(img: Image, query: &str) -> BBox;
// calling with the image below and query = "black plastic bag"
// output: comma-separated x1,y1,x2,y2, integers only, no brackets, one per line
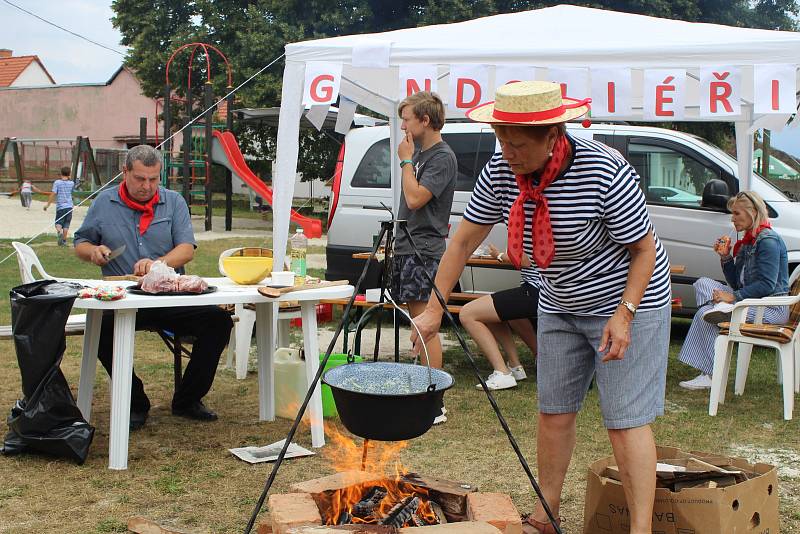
2,280,95,464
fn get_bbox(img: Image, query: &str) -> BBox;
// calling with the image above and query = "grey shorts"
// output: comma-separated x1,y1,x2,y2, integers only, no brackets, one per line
536,305,671,429
391,254,439,303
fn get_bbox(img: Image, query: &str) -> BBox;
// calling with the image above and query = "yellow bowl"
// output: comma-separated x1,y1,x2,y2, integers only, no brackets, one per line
222,256,273,285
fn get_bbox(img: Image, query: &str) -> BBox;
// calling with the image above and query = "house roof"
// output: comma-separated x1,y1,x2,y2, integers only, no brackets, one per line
0,55,55,87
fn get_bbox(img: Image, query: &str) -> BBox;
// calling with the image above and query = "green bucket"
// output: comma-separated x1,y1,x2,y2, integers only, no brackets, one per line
320,353,363,417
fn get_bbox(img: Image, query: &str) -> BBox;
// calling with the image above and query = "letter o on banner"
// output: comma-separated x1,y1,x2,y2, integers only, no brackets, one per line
303,62,343,106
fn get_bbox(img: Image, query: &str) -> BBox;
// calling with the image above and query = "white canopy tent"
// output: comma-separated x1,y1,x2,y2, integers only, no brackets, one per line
271,5,800,269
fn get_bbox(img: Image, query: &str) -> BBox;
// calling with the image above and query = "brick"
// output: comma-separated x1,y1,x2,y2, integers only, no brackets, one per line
127,516,193,534
256,521,273,534
269,492,323,534
399,521,502,533
290,471,385,495
466,493,522,534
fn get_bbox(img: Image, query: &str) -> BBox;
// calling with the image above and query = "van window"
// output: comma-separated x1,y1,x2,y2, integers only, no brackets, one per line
442,132,496,191
350,132,496,191
628,140,723,208
351,139,391,189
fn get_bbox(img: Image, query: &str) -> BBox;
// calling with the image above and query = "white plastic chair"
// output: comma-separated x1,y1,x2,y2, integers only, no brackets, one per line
11,241,87,332
709,265,800,420
218,248,297,379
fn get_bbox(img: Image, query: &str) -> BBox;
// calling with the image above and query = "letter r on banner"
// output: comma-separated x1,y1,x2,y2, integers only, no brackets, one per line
399,65,438,99
754,64,796,114
303,62,342,106
700,67,741,117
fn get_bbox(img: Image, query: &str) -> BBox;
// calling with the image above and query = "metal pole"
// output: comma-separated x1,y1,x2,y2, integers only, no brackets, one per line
163,84,172,186
139,117,147,146
204,82,213,231
11,140,23,206
182,89,193,204
225,86,234,231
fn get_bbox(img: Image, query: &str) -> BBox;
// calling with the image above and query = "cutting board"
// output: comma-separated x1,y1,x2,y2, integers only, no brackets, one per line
258,279,348,298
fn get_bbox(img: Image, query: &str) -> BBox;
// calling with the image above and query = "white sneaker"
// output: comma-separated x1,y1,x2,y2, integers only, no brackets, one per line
702,302,734,325
433,407,447,425
508,364,527,381
476,370,517,390
679,374,712,390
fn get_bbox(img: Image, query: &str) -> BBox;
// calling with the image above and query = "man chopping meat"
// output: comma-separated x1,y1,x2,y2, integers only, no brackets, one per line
73,145,232,430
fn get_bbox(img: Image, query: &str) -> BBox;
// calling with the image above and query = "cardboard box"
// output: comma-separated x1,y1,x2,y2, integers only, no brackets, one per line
582,446,779,534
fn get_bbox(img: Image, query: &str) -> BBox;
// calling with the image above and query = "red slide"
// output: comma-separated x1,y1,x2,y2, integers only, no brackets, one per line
210,130,322,238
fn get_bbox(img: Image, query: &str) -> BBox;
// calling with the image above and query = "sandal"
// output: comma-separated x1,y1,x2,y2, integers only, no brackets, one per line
520,513,563,534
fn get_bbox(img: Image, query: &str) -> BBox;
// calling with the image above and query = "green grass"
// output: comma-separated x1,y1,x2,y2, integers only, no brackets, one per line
0,240,797,532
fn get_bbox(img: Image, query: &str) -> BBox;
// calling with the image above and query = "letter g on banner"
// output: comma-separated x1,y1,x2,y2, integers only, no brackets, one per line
303,62,343,106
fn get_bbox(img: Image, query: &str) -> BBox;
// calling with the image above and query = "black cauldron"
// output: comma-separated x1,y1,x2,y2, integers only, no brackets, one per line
322,361,454,441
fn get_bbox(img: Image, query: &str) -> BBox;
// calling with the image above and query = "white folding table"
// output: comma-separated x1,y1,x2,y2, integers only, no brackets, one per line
71,278,353,470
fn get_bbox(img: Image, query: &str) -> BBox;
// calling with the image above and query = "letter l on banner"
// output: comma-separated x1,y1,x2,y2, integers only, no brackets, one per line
303,62,342,106
591,68,631,117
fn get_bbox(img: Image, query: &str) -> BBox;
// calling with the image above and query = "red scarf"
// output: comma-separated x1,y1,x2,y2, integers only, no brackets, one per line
506,135,569,269
732,221,771,257
119,182,159,235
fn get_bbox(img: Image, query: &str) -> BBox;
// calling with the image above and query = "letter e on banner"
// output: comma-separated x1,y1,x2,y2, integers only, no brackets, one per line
591,68,631,117
700,67,741,117
754,64,796,114
644,69,686,120
449,64,489,115
399,65,438,99
303,62,342,106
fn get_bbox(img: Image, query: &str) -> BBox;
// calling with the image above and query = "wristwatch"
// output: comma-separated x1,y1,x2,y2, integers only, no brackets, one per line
619,299,637,316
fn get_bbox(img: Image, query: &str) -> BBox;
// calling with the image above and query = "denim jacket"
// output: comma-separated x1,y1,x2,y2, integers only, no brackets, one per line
721,227,789,301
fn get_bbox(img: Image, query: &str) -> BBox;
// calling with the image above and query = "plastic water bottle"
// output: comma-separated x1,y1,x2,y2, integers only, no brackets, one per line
290,228,307,277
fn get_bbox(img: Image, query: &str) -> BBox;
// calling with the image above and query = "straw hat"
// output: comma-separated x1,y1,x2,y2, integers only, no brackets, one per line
466,80,591,125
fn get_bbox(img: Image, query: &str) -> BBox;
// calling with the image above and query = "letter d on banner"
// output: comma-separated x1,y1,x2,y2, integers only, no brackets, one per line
303,62,343,106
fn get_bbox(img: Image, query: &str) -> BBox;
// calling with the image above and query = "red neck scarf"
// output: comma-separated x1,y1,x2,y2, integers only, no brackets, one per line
118,182,159,235
732,221,771,257
506,134,570,269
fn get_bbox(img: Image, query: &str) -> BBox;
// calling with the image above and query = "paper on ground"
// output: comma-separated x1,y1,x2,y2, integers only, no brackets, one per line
229,439,315,464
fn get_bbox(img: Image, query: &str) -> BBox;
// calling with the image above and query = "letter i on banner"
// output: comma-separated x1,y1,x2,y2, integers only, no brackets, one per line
700,67,741,117
644,69,686,120
399,65,438,99
754,65,797,114
591,68,632,117
449,65,489,116
303,62,343,106
547,68,590,100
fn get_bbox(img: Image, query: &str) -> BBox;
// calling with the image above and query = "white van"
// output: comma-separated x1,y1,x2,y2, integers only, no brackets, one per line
325,122,800,314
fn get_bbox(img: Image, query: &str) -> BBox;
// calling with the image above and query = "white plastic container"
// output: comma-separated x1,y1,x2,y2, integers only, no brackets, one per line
273,348,308,420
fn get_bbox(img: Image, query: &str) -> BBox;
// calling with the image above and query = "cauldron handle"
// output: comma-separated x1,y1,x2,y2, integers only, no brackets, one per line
381,293,435,392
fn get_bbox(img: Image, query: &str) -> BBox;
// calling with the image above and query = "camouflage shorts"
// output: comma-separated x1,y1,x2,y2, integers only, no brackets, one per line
391,254,440,303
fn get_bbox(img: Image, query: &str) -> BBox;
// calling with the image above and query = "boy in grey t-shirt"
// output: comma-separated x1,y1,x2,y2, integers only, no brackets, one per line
393,91,457,396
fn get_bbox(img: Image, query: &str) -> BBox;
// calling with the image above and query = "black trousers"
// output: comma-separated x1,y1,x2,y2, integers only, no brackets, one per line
97,306,233,412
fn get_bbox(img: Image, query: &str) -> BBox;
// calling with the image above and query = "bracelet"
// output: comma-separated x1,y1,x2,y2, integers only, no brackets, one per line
400,159,414,168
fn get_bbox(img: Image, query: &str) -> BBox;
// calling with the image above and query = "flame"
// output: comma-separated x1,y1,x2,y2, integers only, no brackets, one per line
320,425,439,527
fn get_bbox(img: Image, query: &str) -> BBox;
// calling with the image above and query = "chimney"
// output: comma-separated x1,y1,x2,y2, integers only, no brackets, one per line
0,49,12,59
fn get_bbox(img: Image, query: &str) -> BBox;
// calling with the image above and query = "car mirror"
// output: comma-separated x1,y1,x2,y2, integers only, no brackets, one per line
701,179,730,210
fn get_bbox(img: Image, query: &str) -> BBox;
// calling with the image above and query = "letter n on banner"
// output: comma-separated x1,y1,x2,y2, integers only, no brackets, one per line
644,69,686,120
399,65,438,99
700,67,741,117
303,62,342,106
591,68,631,118
754,64,797,114
449,65,489,116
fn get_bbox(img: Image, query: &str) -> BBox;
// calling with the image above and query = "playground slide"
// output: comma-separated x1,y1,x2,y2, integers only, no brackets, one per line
210,130,322,238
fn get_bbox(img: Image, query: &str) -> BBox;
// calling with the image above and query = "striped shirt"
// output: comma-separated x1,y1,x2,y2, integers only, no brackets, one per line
51,179,75,209
463,134,671,316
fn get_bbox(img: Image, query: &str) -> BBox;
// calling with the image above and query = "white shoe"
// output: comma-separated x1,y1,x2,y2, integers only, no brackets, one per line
679,374,712,390
508,364,527,381
476,370,517,390
433,407,447,425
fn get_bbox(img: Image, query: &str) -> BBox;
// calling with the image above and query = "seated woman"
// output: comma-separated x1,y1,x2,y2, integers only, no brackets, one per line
460,244,539,390
678,190,789,390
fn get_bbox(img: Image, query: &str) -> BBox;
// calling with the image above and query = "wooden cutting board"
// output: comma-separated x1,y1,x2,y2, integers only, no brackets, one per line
258,279,348,298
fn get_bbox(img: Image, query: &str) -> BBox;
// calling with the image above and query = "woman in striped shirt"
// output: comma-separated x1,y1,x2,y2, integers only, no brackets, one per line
411,81,671,534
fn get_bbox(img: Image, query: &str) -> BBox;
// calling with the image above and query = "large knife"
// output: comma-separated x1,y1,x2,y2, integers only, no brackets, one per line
258,279,348,298
105,244,126,261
